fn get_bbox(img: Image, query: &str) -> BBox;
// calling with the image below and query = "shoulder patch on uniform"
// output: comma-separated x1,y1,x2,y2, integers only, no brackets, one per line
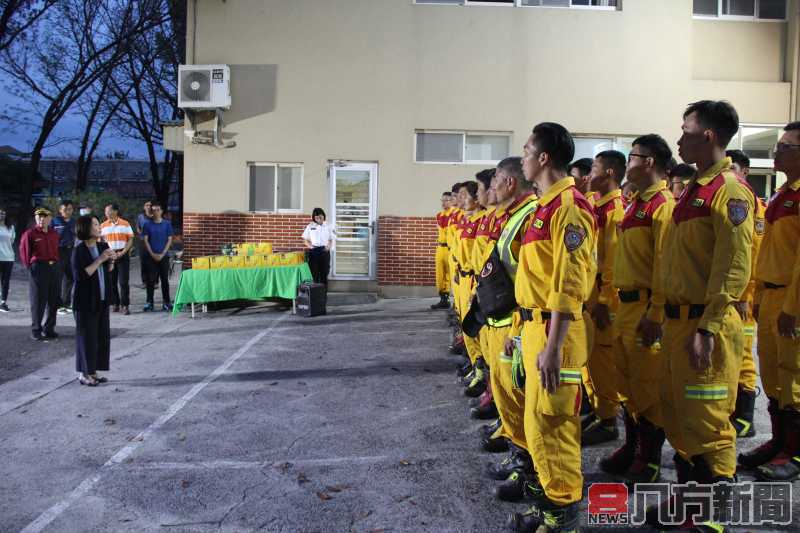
784,200,795,208
727,198,749,226
691,198,705,208
635,210,647,219
533,218,544,229
755,218,765,235
564,223,587,252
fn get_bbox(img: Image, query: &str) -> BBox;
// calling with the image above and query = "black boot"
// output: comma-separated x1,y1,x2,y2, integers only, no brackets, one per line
645,454,694,531
480,418,501,439
471,402,498,420
481,434,510,453
581,414,619,446
464,358,488,397
739,396,782,469
599,408,637,476
579,383,593,416
755,409,800,481
506,498,580,533
431,292,450,310
624,416,665,484
486,445,532,480
731,386,756,438
456,361,472,378
495,469,539,502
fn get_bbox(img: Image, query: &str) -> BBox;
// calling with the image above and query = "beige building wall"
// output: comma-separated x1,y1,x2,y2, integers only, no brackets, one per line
184,0,795,217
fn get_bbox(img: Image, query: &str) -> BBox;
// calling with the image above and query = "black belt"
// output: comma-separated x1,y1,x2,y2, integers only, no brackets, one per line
765,282,787,289
438,243,448,248
519,308,552,322
664,304,705,320
458,269,474,277
618,289,651,303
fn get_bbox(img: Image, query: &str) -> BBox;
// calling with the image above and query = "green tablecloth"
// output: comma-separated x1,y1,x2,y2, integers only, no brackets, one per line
172,264,313,315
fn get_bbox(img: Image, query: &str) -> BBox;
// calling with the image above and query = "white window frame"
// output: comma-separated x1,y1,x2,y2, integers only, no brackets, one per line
728,123,784,169
414,130,513,165
571,134,639,158
692,0,787,22
413,0,619,10
247,162,304,214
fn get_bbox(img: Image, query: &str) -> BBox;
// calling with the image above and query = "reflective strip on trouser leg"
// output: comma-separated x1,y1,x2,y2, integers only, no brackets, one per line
613,299,664,427
586,304,623,419
664,306,742,478
758,289,783,400
487,324,527,450
521,312,588,506
738,317,758,392
435,246,451,294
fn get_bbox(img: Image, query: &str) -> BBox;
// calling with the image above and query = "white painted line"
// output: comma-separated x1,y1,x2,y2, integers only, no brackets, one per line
20,313,287,533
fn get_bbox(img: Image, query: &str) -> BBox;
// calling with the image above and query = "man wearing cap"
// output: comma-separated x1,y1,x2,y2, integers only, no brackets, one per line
19,208,61,341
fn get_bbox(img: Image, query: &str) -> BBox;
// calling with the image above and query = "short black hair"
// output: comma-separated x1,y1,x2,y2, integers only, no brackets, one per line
442,191,452,197
0,206,11,228
633,134,673,172
568,158,592,177
666,157,678,174
311,207,326,220
59,200,73,209
785,122,800,131
106,203,120,213
726,149,750,170
531,122,574,172
451,182,462,194
75,215,95,241
669,163,696,180
475,168,495,190
150,200,162,209
497,156,524,180
460,180,478,200
683,100,739,147
595,150,627,184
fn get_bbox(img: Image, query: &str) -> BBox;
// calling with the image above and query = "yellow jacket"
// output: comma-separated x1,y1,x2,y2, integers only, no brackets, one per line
755,179,800,316
436,207,452,245
593,189,626,306
662,157,754,334
471,207,497,273
455,210,485,273
613,180,674,323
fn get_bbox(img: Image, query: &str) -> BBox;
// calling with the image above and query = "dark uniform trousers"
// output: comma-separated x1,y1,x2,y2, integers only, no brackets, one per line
57,245,74,308
29,261,58,334
143,254,171,304
74,306,110,374
110,253,131,307
307,247,330,286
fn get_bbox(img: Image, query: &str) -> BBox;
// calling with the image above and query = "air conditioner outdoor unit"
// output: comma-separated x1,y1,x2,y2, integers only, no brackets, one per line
178,64,231,109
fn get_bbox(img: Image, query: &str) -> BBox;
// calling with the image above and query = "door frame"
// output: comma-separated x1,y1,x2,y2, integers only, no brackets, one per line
328,160,378,280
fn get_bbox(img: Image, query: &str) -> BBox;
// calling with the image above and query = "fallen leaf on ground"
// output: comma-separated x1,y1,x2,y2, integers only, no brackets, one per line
325,484,348,493
104,418,116,425
316,491,332,500
297,472,309,483
390,367,400,372
399,460,411,466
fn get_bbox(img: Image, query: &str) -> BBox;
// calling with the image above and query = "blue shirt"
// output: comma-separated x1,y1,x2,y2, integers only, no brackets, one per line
143,219,173,254
51,216,76,248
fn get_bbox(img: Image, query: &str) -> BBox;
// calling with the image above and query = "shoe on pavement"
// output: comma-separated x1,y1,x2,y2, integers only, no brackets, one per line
0,302,9,312
143,303,154,312
121,306,130,315
162,303,173,312
42,331,59,340
487,446,532,481
112,305,120,313
57,307,70,315
582,415,619,446
471,402,498,420
481,434,509,454
30,331,45,341
481,418,501,439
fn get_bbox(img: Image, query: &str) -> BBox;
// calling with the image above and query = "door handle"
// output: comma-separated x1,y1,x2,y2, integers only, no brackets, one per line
370,221,376,235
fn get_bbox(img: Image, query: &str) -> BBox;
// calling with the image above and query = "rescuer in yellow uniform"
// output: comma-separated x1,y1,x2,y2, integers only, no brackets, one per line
600,134,674,485
506,122,595,533
447,183,467,358
726,149,766,439
582,150,628,446
431,191,453,310
740,122,800,482
648,100,753,530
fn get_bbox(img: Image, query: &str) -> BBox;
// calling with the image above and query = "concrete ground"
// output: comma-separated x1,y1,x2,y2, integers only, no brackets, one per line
0,261,796,532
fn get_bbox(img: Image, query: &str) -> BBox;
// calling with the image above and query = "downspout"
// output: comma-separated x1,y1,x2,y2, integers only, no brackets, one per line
791,0,800,120
191,0,197,64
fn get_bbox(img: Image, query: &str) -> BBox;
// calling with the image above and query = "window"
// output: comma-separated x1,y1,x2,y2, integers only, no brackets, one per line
415,0,618,7
414,0,462,3
415,131,512,164
572,135,637,160
692,0,786,20
248,163,303,212
465,0,514,5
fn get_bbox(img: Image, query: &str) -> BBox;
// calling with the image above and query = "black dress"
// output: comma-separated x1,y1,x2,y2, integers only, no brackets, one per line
71,242,111,374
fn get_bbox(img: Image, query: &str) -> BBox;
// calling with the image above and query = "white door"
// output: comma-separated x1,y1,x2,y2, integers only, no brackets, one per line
329,162,378,280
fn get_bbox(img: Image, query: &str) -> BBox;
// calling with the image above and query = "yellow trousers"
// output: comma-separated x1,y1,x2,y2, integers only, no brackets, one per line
612,299,663,427
660,306,742,477
435,245,450,294
586,302,623,420
455,274,482,364
758,287,800,410
738,315,758,392
485,324,527,450
522,310,588,506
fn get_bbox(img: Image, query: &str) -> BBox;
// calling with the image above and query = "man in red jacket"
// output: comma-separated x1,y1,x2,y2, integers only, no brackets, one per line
19,207,61,341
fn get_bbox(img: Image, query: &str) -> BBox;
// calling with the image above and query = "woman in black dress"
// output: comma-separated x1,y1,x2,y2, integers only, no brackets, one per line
72,215,116,386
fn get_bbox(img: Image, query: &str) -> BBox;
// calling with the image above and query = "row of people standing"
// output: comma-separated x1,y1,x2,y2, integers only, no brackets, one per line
432,100,798,532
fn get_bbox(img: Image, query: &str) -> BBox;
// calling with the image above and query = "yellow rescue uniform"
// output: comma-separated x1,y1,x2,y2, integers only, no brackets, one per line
435,208,452,294
473,208,497,367
447,209,463,313
455,210,485,364
513,177,596,506
736,198,766,393
755,180,800,410
613,180,673,427
661,157,753,477
585,189,626,420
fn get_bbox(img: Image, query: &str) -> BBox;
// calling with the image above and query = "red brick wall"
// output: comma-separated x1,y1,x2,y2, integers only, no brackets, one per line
377,216,437,286
182,212,438,287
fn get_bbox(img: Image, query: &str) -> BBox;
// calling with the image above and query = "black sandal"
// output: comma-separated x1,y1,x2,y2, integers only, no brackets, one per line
78,376,98,387
90,375,108,383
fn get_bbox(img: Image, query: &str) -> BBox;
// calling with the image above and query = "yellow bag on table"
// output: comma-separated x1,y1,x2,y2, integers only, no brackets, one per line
256,242,273,255
192,256,211,270
210,256,231,269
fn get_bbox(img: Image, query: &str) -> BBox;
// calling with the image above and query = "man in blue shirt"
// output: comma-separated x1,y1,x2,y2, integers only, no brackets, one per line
142,200,173,311
51,200,75,313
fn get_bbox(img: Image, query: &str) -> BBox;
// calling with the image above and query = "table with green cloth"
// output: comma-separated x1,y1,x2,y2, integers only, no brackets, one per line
172,263,313,316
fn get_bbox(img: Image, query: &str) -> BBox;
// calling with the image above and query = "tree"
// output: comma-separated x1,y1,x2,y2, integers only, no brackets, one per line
0,0,57,52
0,0,163,216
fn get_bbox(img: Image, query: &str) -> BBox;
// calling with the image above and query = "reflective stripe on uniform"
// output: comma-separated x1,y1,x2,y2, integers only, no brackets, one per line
497,200,539,279
685,384,728,400
743,325,755,337
559,369,582,384
487,315,513,327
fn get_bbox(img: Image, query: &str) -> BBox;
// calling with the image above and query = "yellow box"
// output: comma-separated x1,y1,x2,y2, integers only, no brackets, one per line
209,256,230,269
229,255,245,268
256,242,272,255
243,255,261,268
192,256,211,270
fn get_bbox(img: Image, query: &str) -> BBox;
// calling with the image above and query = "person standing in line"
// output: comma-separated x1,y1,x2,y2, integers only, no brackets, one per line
431,191,453,310
101,204,134,315
72,215,115,386
135,201,153,289
142,200,173,312
51,200,76,315
19,207,61,341
0,207,15,312
302,208,334,286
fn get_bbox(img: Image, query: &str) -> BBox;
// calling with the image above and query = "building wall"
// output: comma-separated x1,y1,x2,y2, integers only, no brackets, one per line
182,0,796,290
